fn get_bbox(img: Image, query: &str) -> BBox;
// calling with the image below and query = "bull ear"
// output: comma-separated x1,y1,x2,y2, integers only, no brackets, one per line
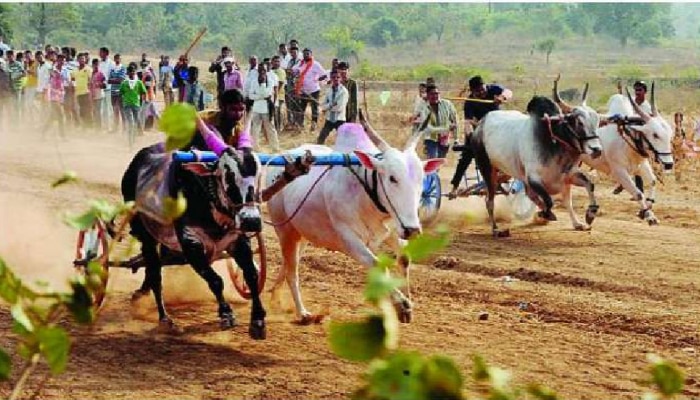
353,150,378,170
423,158,445,175
181,162,215,176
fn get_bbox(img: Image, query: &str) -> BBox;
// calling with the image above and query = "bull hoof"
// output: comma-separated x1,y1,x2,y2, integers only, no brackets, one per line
492,229,510,238
219,312,237,330
647,217,659,226
585,205,599,225
157,318,183,335
298,314,325,325
249,320,266,340
537,210,557,221
574,224,591,231
398,309,413,323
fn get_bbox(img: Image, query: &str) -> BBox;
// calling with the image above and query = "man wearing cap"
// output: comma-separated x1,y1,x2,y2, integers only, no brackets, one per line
209,46,232,99
448,76,512,199
291,48,327,131
336,61,358,123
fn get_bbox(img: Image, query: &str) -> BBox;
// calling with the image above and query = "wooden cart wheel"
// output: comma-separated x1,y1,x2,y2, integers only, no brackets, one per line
226,232,267,300
74,220,110,309
419,172,442,224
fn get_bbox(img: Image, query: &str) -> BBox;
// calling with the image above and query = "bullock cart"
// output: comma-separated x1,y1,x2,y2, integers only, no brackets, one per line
73,150,440,308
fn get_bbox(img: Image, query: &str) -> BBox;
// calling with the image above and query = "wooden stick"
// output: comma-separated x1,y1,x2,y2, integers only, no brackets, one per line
183,28,207,58
444,97,496,104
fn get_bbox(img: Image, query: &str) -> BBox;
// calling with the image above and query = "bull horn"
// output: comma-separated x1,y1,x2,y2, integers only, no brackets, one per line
626,87,651,122
581,82,589,106
616,81,622,95
650,81,658,117
359,109,390,152
553,73,573,114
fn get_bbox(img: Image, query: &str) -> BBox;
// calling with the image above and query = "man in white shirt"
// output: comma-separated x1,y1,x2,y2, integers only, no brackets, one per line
316,70,349,144
278,43,291,69
242,55,258,111
35,51,53,102
248,64,279,152
291,48,327,131
98,47,114,130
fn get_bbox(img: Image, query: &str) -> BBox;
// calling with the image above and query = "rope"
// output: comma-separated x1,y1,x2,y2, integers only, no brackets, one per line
544,115,578,154
263,165,333,227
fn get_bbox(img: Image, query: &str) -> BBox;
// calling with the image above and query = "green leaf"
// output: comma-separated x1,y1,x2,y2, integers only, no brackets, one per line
366,351,428,400
51,170,78,188
472,354,491,382
0,348,11,380
63,210,97,231
66,279,94,324
11,303,34,333
329,315,387,362
527,383,560,400
647,353,684,396
159,103,197,151
0,258,21,304
422,355,464,399
364,264,405,304
162,191,188,221
36,326,70,375
402,226,450,262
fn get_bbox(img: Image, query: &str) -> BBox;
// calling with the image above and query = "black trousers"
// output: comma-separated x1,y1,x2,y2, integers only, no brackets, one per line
451,143,475,188
316,120,345,144
299,91,320,126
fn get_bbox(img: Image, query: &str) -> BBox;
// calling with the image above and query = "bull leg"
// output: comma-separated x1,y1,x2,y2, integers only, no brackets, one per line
230,236,267,340
638,159,657,208
561,179,586,231
279,232,318,324
140,237,173,329
474,154,508,237
338,229,413,322
569,171,598,226
177,226,236,330
528,177,556,222
610,166,657,225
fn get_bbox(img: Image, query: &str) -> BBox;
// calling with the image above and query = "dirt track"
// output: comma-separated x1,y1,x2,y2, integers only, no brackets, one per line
1,123,699,400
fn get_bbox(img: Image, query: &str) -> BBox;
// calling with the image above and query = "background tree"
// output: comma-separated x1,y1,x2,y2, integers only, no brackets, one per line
583,3,674,47
536,38,556,64
23,3,80,46
322,26,365,63
0,4,12,42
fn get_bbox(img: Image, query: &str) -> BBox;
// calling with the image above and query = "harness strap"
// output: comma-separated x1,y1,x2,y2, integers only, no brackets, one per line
544,115,578,154
616,122,648,157
347,166,389,214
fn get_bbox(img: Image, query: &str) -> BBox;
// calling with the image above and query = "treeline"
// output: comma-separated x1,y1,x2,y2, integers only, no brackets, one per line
0,3,684,58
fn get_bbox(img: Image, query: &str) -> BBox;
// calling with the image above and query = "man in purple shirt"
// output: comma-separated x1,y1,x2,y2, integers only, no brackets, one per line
222,58,243,92
291,48,327,131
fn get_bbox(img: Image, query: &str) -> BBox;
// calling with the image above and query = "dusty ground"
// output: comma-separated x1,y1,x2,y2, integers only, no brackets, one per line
1,117,699,400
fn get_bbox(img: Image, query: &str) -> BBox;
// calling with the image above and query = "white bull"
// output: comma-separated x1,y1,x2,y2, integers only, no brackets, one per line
266,118,444,324
579,82,674,225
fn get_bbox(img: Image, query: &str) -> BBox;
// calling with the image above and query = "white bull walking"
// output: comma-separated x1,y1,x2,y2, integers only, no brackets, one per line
266,115,444,324
579,82,674,225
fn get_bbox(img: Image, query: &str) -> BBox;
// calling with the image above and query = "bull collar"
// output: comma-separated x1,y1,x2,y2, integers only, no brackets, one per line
345,153,389,214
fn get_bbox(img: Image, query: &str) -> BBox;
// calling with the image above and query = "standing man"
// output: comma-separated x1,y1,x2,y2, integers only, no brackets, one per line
5,50,25,119
336,61,358,123
119,65,147,143
35,50,52,104
248,63,279,152
159,55,174,106
416,84,458,159
209,46,232,100
278,43,290,69
291,48,327,132
243,55,259,112
448,76,511,198
98,47,114,130
316,70,349,144
73,53,92,127
222,57,243,92
108,53,127,132
284,45,302,129
44,54,67,137
89,58,106,129
270,55,286,131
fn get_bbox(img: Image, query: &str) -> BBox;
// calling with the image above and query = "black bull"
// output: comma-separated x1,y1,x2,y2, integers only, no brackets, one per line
121,143,266,340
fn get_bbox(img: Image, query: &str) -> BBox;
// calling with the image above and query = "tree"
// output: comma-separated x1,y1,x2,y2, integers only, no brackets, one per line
367,16,402,47
24,3,80,46
322,26,365,62
536,38,556,64
583,3,674,47
0,4,12,42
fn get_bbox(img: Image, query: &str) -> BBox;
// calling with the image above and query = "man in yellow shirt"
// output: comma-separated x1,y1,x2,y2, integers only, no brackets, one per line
73,53,92,127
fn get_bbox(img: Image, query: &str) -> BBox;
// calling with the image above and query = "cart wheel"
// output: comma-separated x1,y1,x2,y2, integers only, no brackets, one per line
226,232,267,300
419,172,442,223
74,220,110,309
